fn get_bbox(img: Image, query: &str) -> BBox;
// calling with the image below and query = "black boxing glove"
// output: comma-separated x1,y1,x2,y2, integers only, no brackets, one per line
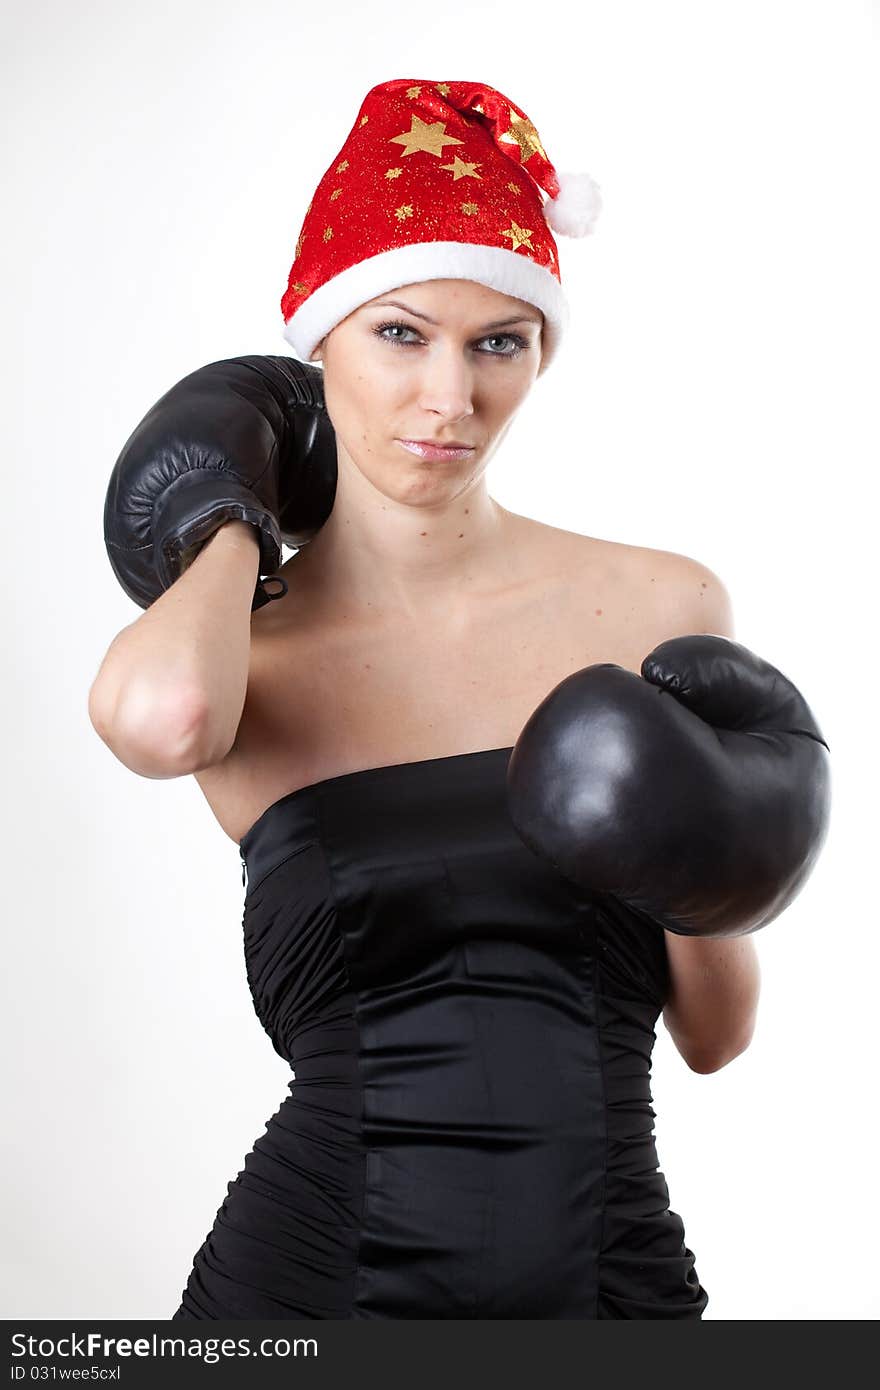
103,355,337,612
506,634,832,938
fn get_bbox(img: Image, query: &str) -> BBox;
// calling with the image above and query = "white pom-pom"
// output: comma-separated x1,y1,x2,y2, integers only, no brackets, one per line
544,170,603,237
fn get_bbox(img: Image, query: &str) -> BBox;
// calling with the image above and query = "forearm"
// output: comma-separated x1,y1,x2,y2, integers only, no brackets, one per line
662,932,761,1072
91,520,260,761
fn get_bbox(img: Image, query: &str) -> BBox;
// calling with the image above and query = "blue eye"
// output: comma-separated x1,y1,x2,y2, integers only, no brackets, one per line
372,320,529,359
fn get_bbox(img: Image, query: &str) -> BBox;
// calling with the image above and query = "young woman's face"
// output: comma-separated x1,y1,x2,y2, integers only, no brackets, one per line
309,279,543,507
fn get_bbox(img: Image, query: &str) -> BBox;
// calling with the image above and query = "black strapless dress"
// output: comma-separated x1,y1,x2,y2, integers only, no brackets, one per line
172,746,708,1319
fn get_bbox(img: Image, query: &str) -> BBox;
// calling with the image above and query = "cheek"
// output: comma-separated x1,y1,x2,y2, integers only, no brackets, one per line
324,382,385,450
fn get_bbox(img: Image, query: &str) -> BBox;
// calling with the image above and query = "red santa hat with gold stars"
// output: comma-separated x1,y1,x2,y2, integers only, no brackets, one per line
280,77,602,377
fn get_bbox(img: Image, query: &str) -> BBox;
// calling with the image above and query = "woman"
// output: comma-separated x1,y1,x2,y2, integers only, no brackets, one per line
92,78,827,1318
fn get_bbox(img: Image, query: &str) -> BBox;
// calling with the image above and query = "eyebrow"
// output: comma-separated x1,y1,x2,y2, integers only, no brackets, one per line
370,298,542,331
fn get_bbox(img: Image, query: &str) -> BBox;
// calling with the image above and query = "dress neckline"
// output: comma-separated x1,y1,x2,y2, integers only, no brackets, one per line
239,744,516,852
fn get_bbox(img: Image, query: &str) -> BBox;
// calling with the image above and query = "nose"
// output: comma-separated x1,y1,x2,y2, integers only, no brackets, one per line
416,348,476,424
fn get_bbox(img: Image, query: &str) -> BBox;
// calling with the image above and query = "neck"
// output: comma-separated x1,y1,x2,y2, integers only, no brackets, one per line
290,457,519,624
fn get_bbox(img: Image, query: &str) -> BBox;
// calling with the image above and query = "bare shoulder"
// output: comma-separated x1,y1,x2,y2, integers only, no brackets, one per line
512,512,715,588
520,515,736,641
502,511,643,584
625,542,736,640
593,536,728,629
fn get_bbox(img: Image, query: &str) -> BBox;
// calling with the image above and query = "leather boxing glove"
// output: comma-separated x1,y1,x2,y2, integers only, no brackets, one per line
506,634,831,938
103,355,337,612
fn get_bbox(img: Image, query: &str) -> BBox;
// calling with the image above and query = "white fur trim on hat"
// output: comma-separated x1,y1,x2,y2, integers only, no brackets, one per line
281,241,571,378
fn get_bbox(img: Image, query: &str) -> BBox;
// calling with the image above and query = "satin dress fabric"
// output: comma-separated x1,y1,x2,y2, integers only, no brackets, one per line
171,746,708,1319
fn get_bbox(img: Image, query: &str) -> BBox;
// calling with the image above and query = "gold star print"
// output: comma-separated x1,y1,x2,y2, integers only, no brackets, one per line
499,108,548,165
329,188,342,201
290,281,308,296
506,181,522,195
322,226,333,242
501,219,536,253
336,160,349,173
461,202,479,216
394,204,415,222
359,115,368,127
389,114,464,158
385,167,404,180
405,86,422,99
440,154,482,181
436,82,451,96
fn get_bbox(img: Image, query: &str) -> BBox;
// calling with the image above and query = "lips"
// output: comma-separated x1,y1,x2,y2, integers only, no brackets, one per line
398,439,476,461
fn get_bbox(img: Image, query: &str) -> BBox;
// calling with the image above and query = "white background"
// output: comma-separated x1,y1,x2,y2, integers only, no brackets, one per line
2,0,876,1320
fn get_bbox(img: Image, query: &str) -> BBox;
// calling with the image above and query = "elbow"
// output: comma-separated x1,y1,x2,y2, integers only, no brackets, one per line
684,1028,756,1074
88,681,214,779
685,1054,728,1076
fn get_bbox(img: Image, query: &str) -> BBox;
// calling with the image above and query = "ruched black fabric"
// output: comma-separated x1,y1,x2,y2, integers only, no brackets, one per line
172,746,708,1319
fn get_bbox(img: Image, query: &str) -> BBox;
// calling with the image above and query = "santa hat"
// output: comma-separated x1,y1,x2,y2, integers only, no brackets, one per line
280,77,601,377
